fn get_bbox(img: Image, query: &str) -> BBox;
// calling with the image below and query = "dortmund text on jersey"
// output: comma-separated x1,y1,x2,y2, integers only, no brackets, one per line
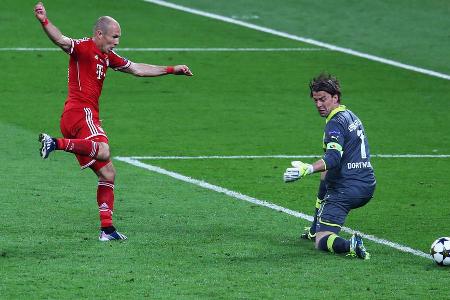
321,105,376,198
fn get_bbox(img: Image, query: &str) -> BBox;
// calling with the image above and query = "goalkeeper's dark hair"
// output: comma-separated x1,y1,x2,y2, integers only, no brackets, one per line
309,73,341,102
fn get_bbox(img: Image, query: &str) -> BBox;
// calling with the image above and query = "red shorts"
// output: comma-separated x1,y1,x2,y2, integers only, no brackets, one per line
60,107,110,171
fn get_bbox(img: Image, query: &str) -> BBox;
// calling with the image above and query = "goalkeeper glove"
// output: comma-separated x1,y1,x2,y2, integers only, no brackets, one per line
283,161,314,183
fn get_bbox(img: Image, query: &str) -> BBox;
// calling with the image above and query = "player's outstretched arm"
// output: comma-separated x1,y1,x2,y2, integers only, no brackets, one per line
34,2,71,53
121,62,193,77
283,159,326,183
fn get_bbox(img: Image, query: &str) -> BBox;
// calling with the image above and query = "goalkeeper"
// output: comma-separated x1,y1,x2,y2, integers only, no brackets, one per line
284,73,376,259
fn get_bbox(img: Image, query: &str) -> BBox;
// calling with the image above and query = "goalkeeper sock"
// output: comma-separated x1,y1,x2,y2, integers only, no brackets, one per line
318,233,350,253
56,138,99,158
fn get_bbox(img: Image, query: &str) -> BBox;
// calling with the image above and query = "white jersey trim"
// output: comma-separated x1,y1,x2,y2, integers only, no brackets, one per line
80,159,96,169
84,108,98,135
98,181,115,189
113,60,131,71
110,50,131,70
68,38,74,54
83,107,108,140
85,133,108,140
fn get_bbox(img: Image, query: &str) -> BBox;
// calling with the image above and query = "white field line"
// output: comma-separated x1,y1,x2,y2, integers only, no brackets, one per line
127,154,450,160
0,47,323,52
115,156,432,260
142,0,450,81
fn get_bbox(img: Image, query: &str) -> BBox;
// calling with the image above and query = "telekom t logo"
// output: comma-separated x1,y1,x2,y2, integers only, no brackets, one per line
96,64,104,79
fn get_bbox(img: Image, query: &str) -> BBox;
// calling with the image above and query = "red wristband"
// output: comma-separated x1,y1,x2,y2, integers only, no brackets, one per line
41,18,49,26
166,66,174,74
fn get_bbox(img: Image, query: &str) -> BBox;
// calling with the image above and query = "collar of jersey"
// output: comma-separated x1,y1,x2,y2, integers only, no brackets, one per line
90,38,106,56
326,105,346,123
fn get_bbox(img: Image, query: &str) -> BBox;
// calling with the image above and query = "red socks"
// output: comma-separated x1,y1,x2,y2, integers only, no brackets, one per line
56,139,114,229
97,181,115,228
56,138,99,158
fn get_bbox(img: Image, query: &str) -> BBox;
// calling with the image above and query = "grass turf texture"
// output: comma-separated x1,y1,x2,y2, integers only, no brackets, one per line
168,0,450,75
1,0,450,298
145,157,450,252
1,124,449,298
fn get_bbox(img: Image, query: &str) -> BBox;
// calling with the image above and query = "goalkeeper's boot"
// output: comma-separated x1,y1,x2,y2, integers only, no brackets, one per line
39,133,56,159
348,233,370,259
99,230,128,241
300,226,316,241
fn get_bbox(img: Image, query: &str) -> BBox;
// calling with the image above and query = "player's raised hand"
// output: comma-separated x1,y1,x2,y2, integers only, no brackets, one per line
174,65,193,76
34,2,47,22
283,161,313,183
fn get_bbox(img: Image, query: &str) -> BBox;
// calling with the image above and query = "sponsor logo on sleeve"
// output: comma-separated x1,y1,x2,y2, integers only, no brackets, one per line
348,119,362,132
327,130,341,141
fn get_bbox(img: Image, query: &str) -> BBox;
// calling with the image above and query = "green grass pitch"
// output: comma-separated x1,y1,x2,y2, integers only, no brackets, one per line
1,0,450,298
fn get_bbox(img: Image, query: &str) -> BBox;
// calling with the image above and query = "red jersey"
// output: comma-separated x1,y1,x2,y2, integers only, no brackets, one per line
64,38,130,114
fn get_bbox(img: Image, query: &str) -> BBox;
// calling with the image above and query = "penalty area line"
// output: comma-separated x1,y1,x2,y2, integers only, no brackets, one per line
126,154,450,160
115,156,432,260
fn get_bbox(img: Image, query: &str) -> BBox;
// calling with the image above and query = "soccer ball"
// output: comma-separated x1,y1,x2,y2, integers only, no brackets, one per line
430,237,450,266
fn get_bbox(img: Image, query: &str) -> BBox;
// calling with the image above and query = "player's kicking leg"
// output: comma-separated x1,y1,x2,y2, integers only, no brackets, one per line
40,132,127,241
39,133,107,160
39,133,56,159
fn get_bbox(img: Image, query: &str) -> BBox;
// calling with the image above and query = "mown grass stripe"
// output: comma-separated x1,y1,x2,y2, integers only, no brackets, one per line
142,0,450,81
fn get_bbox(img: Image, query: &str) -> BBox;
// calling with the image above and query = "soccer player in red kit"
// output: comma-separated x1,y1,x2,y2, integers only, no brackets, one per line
34,2,193,241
